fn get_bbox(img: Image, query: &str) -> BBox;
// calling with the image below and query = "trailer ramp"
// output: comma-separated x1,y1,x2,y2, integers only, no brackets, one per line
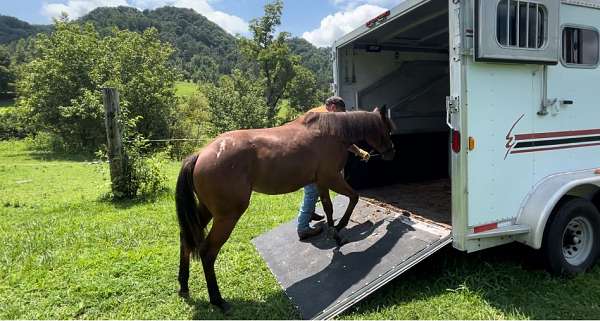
253,195,451,319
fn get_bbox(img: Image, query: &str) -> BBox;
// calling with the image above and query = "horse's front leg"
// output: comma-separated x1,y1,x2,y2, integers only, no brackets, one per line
317,186,343,244
317,187,334,227
327,174,359,232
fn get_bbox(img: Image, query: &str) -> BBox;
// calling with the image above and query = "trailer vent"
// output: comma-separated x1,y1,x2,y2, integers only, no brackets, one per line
497,0,546,49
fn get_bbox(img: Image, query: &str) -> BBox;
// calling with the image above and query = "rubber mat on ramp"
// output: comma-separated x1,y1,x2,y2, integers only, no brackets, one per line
252,195,451,319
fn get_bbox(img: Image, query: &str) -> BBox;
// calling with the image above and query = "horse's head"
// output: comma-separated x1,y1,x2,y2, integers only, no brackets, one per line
367,106,395,161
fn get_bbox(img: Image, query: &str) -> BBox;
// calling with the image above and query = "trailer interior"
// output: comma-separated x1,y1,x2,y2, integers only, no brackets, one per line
339,0,451,228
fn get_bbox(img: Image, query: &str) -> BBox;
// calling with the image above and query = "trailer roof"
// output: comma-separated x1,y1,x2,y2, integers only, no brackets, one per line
333,0,600,49
334,0,434,49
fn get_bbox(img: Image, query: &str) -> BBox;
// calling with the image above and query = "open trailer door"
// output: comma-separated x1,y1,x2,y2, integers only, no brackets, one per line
253,191,451,319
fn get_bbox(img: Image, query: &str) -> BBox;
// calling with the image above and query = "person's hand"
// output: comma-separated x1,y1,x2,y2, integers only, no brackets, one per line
357,148,370,162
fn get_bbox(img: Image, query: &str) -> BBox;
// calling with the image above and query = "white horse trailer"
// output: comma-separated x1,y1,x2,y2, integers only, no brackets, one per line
334,0,600,275
254,1,600,318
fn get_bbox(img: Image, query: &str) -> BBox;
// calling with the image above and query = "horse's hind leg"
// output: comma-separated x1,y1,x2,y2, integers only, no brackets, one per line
178,202,212,297
200,216,240,313
178,233,191,297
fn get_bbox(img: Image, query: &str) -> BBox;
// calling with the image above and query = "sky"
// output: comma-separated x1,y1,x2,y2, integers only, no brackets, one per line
0,0,405,47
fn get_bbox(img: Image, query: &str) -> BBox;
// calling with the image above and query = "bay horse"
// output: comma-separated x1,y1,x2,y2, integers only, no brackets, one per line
175,107,395,312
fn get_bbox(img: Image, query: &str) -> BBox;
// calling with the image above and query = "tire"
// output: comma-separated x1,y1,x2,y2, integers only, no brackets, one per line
543,197,600,276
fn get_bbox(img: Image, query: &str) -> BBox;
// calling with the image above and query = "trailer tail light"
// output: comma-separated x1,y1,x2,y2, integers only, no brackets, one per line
474,222,498,233
451,130,461,153
366,10,390,28
468,136,476,151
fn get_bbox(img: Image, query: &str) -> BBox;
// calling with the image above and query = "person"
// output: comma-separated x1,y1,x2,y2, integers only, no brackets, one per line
297,96,371,240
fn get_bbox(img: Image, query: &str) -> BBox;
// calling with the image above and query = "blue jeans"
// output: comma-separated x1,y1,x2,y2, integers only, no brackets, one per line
297,183,318,230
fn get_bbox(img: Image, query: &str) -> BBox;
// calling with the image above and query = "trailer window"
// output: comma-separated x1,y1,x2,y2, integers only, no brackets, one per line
562,26,599,67
497,0,546,49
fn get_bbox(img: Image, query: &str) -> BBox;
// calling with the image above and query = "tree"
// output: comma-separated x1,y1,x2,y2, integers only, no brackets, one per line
0,45,15,95
189,54,219,83
238,0,297,126
286,64,320,112
201,69,267,135
17,20,176,151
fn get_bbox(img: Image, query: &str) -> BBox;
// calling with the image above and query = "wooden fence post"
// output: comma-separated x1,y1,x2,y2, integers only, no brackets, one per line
102,88,128,197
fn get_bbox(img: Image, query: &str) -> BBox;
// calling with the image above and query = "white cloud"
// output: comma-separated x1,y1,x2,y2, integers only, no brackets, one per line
42,0,128,20
41,0,248,35
168,0,248,35
302,4,388,47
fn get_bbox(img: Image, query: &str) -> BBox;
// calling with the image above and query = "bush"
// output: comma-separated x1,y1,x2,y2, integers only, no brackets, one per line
0,106,34,140
168,91,212,159
17,20,177,153
24,131,67,153
202,70,268,136
96,135,169,199
126,139,169,198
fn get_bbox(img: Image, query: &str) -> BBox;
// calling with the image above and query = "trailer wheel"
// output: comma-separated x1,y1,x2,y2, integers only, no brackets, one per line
543,197,600,276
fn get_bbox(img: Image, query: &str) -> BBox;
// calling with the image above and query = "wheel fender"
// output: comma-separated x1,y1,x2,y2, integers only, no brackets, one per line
516,169,600,249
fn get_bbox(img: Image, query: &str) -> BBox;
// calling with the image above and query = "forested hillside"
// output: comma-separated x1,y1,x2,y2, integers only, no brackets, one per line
0,15,51,43
0,7,332,85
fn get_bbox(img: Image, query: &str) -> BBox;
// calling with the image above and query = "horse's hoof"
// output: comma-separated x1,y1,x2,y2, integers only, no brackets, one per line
212,300,231,314
337,238,349,246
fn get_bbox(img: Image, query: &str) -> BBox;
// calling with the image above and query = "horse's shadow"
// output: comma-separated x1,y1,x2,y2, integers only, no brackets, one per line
183,294,301,319
285,218,415,318
304,218,386,250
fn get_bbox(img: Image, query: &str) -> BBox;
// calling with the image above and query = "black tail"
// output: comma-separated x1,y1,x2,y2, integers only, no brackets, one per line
175,154,208,258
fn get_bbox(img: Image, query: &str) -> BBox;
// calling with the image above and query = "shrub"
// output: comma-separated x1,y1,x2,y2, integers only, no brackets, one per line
168,91,212,160
0,106,34,140
17,20,177,153
201,70,268,136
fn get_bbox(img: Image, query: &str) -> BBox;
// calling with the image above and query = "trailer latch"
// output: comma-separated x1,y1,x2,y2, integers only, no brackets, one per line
446,96,459,129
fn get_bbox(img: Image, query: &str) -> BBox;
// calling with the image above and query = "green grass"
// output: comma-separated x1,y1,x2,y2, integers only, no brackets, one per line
1,139,599,319
175,81,200,98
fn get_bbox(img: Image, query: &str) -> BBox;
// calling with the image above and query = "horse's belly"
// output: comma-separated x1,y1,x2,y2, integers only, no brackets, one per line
251,168,313,195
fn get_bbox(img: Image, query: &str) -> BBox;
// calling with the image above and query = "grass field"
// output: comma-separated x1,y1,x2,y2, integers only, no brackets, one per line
1,139,600,319
175,81,200,98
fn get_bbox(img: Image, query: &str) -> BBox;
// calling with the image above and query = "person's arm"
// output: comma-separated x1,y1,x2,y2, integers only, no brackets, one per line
348,144,370,162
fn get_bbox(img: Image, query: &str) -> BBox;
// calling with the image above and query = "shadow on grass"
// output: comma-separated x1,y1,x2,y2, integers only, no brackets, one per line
28,150,94,162
183,293,299,320
0,96,15,108
347,242,600,319
96,189,173,209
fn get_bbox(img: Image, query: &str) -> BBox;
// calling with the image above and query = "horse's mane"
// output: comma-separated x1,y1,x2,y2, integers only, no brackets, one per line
302,111,383,141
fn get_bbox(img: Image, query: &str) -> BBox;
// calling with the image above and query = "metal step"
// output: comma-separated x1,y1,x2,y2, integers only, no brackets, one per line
253,195,452,319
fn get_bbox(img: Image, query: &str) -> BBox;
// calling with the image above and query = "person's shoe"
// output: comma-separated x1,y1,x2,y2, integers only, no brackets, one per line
298,225,323,241
310,212,324,222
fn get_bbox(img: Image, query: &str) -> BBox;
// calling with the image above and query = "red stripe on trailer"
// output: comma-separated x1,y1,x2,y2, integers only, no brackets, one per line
473,222,498,233
515,128,600,141
510,142,600,154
